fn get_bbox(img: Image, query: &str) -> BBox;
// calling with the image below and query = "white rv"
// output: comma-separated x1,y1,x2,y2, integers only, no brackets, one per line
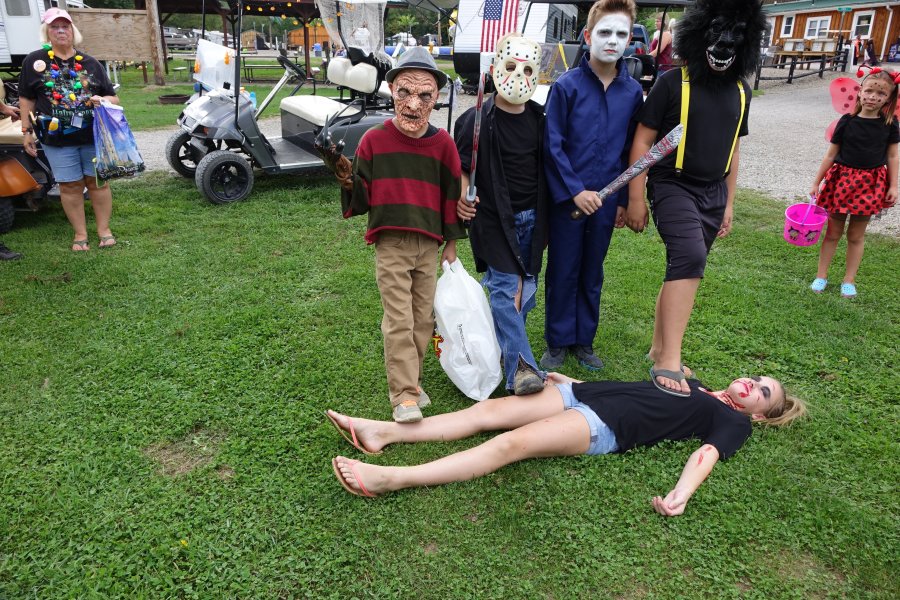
1,0,49,70
451,1,578,84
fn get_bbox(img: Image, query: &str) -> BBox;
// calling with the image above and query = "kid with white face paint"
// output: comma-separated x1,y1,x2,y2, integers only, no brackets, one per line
588,13,632,64
540,0,643,372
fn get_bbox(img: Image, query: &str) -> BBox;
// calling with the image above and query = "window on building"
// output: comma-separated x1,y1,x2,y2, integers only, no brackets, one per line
553,17,558,39
852,12,875,38
781,15,794,37
805,17,831,39
4,0,31,16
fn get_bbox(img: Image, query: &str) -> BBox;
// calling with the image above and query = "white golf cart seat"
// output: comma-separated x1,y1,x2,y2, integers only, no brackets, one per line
327,57,392,99
280,95,362,128
0,116,24,145
0,83,25,145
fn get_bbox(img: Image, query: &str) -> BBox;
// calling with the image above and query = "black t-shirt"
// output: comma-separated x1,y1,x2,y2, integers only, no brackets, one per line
572,379,752,459
831,114,900,169
493,106,540,213
638,69,751,183
18,48,115,146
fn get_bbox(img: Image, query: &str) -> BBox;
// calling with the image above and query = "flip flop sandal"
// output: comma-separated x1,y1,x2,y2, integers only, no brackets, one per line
324,411,382,455
71,239,89,251
99,235,117,248
650,367,691,398
645,353,693,378
332,457,377,498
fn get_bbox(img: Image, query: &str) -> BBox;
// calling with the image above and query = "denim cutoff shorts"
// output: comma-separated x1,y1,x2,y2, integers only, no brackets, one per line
557,383,619,455
41,143,96,183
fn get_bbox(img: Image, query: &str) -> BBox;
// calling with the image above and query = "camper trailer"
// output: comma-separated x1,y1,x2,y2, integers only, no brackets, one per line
452,1,577,84
1,0,53,70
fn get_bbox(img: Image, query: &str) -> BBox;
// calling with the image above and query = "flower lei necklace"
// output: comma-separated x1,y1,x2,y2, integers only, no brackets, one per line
39,43,92,111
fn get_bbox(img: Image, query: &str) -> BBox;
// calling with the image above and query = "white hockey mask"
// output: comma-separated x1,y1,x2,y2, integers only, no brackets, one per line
589,14,631,64
492,36,541,104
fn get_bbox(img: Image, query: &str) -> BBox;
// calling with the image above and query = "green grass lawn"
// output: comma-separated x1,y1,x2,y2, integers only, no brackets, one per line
1,174,897,597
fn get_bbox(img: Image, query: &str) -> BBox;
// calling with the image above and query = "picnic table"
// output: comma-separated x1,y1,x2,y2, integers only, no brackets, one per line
243,64,285,82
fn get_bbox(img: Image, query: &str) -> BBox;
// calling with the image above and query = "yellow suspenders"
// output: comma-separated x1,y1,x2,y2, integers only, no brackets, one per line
674,66,746,175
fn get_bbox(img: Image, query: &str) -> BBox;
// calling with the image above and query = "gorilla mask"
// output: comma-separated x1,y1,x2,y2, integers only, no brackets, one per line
676,0,766,87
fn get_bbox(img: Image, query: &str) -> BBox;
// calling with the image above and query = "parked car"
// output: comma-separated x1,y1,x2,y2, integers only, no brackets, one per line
165,32,195,50
625,24,650,56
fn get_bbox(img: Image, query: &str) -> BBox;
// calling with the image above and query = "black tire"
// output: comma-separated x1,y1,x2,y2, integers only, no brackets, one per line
195,151,254,204
0,198,14,234
166,131,200,178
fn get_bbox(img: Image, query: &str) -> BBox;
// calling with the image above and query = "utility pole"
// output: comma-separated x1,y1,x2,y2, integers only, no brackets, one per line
145,0,167,85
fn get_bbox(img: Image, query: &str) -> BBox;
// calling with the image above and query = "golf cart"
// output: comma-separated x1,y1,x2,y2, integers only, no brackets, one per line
167,0,407,204
0,83,57,233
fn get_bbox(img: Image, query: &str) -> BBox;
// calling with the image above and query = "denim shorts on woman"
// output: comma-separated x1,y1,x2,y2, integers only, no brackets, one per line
557,383,619,455
41,143,96,183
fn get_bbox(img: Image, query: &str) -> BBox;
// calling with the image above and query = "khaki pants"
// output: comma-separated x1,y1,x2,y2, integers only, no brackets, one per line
375,231,440,407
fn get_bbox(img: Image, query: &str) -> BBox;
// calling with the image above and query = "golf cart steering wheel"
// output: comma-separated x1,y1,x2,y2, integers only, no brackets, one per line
277,54,308,81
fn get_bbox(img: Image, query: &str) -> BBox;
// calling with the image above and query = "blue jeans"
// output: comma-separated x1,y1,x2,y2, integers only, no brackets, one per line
41,143,96,183
482,209,540,390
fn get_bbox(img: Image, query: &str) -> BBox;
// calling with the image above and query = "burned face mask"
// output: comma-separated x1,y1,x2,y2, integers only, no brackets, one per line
391,70,438,135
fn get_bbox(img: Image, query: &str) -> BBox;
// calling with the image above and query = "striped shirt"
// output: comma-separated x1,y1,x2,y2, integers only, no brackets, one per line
343,119,466,245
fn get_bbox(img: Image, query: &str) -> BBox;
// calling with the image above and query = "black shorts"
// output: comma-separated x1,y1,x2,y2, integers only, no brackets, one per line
649,177,727,281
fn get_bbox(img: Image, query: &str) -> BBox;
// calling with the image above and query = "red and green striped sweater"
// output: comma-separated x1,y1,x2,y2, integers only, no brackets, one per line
342,119,467,245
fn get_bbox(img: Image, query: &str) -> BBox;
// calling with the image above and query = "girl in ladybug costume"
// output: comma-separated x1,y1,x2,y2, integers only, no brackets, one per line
810,68,899,298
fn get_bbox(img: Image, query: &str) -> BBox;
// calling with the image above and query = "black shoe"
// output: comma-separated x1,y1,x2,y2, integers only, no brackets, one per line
572,345,604,371
540,346,567,370
0,243,22,261
513,356,545,396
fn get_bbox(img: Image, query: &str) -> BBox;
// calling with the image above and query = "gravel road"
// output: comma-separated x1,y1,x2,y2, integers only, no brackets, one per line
135,69,898,236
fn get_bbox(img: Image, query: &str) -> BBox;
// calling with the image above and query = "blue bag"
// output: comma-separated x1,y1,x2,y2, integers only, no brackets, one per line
93,102,145,182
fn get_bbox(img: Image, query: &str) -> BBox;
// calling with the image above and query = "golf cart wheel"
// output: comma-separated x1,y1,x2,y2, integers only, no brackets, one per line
195,151,254,205
166,131,201,178
0,198,14,234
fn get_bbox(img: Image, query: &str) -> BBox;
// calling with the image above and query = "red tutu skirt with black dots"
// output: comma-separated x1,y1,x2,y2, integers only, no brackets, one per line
817,163,889,216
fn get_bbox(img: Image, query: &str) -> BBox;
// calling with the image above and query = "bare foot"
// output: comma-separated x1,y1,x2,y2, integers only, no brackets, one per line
98,234,116,248
333,456,391,497
72,239,89,252
326,410,389,454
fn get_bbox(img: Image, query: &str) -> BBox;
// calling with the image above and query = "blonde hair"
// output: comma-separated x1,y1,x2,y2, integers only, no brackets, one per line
756,383,807,427
854,70,899,125
39,22,84,47
587,0,637,31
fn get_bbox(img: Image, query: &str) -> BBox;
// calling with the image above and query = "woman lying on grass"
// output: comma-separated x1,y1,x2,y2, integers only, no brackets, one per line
328,372,806,515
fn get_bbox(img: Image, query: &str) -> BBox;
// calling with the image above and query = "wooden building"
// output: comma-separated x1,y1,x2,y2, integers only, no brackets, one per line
763,1,900,62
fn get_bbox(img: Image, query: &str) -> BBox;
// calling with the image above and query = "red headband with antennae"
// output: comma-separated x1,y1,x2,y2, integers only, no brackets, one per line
857,66,900,84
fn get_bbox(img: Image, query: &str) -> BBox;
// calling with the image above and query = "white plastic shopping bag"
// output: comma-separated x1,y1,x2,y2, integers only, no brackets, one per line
433,259,502,401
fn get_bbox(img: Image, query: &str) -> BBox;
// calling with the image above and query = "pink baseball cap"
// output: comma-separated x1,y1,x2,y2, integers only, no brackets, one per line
42,8,73,25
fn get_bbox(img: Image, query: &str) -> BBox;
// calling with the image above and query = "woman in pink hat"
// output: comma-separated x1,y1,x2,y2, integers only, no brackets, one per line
17,8,120,251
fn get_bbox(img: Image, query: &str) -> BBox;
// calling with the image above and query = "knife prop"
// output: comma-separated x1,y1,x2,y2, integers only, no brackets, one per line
571,123,684,220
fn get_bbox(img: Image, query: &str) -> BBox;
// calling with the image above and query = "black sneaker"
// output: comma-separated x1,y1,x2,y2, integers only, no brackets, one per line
540,346,567,370
513,356,545,396
0,243,22,261
572,345,604,371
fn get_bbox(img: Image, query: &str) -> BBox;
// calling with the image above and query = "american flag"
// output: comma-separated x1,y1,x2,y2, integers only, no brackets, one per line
481,0,520,53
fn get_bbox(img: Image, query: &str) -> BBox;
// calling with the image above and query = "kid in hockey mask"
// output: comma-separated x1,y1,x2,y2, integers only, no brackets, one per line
491,33,541,105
